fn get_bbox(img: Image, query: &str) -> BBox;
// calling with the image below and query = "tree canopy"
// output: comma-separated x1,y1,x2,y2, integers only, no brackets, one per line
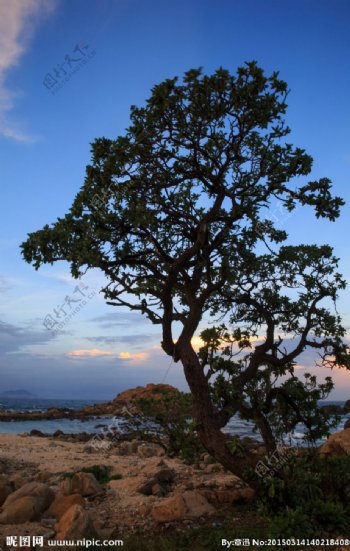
21,62,349,476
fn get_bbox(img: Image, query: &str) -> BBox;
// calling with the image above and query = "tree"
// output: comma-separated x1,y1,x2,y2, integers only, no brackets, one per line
21,62,349,478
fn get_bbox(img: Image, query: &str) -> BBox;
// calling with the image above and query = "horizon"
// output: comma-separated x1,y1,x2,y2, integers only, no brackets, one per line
0,0,350,399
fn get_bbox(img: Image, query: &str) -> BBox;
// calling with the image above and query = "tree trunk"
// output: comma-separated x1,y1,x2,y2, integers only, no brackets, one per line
178,342,259,480
252,410,276,454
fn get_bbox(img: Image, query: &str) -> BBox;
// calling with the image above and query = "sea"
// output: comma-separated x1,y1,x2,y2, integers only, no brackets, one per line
0,397,349,446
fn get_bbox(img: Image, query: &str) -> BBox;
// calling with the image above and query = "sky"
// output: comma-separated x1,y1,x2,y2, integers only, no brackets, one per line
0,0,350,400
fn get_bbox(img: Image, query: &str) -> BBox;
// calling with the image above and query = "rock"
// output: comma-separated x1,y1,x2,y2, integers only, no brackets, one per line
0,474,12,506
138,502,151,517
151,483,165,497
344,419,350,430
30,429,46,437
59,472,103,496
0,495,44,523
151,494,187,522
36,471,52,483
151,490,215,522
84,438,112,453
80,383,181,417
118,441,137,455
202,453,214,465
344,400,350,413
199,487,255,505
7,473,25,490
154,468,176,483
138,467,175,496
0,479,55,524
138,443,159,458
182,490,216,517
319,428,350,456
1,481,54,511
53,429,64,437
45,493,85,520
55,504,98,539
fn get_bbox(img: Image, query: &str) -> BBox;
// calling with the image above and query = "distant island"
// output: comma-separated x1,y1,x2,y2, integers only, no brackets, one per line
0,389,37,398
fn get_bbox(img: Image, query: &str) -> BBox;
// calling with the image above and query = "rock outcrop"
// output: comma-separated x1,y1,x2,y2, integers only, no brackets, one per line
0,474,12,506
55,504,98,539
59,472,103,497
0,482,54,524
81,383,180,417
45,493,85,520
319,428,350,456
151,491,215,522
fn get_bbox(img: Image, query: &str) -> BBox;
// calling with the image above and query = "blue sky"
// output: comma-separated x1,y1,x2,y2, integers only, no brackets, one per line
0,0,349,399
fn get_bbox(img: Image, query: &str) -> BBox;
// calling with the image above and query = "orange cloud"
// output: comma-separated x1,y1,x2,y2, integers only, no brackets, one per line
119,352,148,361
68,348,114,357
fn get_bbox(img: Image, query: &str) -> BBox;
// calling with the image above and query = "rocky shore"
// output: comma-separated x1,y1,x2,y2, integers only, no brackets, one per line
0,384,178,422
1,386,349,424
0,432,257,548
0,427,350,548
1,385,350,549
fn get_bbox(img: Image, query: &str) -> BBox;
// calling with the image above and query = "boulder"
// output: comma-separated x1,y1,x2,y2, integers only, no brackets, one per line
59,472,103,496
0,495,43,523
319,428,350,456
7,473,25,490
344,400,350,413
151,494,187,522
118,441,138,455
344,419,350,430
80,383,180,416
138,443,161,458
151,490,215,522
0,474,12,506
199,487,255,505
30,429,46,437
138,467,175,496
55,504,98,539
45,493,85,520
1,481,53,512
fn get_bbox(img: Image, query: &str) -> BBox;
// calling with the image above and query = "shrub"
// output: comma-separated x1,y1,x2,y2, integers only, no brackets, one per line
253,451,350,537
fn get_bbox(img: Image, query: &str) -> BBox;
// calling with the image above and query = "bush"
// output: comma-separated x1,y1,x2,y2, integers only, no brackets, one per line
253,451,350,537
61,465,122,484
126,389,204,463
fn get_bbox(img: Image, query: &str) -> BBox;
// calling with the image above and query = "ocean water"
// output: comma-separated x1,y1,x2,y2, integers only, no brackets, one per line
0,396,101,412
0,397,108,435
0,397,349,445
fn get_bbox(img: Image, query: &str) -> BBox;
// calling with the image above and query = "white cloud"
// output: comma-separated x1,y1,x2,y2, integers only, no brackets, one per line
119,351,148,361
68,348,115,358
0,0,55,141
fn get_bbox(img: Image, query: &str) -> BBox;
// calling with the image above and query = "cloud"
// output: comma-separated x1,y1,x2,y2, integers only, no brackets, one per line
86,334,154,346
0,275,14,293
0,0,55,141
68,348,115,358
89,312,148,328
119,351,148,361
0,319,55,354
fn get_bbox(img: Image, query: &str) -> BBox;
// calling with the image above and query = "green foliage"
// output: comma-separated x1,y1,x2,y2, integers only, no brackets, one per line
227,435,244,457
81,464,111,484
127,389,204,463
60,471,75,480
255,451,350,537
61,465,122,484
21,61,349,477
109,473,123,481
200,325,340,450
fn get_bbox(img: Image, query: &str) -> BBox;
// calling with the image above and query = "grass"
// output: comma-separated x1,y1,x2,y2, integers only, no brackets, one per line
60,464,122,484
